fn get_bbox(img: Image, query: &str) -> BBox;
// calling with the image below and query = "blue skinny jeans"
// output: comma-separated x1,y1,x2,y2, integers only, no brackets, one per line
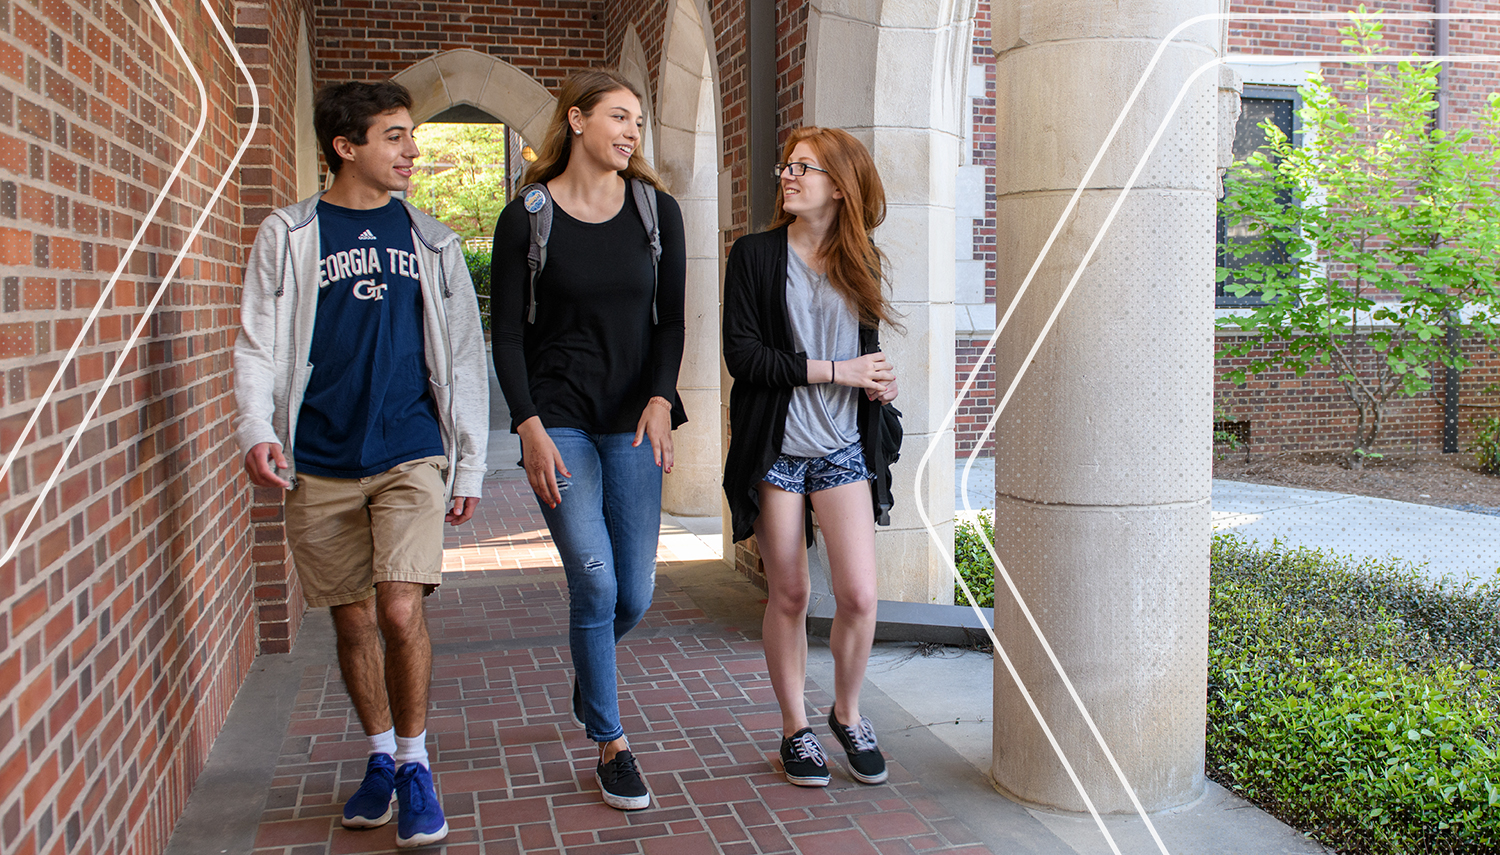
537,428,661,743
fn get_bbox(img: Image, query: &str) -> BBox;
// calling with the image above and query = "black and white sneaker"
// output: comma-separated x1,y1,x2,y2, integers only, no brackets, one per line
597,749,651,810
778,727,830,787
827,708,888,784
570,678,583,729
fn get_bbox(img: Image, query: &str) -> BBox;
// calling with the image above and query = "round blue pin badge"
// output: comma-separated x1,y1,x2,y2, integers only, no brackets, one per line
524,188,547,213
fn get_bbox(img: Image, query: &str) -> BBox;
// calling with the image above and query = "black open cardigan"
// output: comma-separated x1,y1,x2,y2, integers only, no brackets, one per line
721,226,896,544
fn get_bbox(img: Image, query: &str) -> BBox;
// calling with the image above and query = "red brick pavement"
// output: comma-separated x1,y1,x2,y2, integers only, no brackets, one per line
248,472,995,855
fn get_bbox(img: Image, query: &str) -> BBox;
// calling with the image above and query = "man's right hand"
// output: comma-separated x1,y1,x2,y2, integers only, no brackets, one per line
245,442,292,489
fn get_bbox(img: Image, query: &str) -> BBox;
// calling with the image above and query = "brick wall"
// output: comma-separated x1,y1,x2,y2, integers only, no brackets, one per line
313,0,608,92
706,0,748,241
1441,2,1500,138
603,0,664,94
954,0,995,452
970,0,995,305
236,0,312,655
955,338,996,457
774,0,808,142
0,0,266,853
1228,0,1436,54
1216,333,1500,454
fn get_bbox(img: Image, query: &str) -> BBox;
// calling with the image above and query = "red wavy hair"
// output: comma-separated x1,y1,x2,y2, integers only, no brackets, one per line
770,127,897,329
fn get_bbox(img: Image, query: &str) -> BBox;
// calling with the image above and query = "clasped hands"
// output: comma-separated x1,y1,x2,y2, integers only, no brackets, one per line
824,351,899,404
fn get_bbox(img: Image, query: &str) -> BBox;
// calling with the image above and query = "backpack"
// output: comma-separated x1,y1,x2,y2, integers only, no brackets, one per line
519,178,662,324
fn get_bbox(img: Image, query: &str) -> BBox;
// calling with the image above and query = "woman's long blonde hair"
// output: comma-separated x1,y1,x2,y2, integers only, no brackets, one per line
524,69,665,191
770,127,897,329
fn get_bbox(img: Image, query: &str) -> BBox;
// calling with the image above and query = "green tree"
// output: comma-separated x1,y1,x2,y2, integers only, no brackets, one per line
1218,17,1500,466
408,123,510,239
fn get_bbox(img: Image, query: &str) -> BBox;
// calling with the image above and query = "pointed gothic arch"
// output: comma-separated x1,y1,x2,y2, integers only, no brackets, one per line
392,49,556,143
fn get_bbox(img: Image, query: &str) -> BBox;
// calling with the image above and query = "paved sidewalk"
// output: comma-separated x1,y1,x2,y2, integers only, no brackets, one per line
956,456,1500,584
1211,480,1500,585
176,473,1009,855
167,464,1328,855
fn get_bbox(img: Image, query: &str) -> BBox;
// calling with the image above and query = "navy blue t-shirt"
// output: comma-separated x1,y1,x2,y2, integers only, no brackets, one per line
295,198,445,478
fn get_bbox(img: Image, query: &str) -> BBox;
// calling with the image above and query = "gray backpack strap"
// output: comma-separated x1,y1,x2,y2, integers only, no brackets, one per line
630,178,662,324
520,183,553,324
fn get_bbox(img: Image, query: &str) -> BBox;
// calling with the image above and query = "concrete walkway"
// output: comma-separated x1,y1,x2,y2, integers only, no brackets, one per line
166,461,1329,855
956,456,1500,585
1211,480,1500,585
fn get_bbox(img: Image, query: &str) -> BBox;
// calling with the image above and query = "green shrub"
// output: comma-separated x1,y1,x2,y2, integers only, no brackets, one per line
953,514,995,608
1208,535,1500,852
1470,414,1500,476
462,247,491,330
951,521,1500,851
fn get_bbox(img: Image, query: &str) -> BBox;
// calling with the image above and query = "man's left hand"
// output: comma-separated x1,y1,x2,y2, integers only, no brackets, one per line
447,496,479,525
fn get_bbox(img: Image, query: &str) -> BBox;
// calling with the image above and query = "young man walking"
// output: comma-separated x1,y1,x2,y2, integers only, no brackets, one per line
234,81,488,848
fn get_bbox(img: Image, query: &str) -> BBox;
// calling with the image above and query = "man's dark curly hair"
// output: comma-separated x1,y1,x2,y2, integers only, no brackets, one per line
314,81,414,174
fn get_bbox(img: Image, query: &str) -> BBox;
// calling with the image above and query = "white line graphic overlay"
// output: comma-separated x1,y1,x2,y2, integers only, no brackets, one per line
918,11,1500,854
0,18,210,505
0,0,260,567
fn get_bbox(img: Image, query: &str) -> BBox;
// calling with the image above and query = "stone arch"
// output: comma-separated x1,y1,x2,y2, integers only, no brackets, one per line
616,23,657,168
657,0,725,518
393,49,556,144
294,19,319,196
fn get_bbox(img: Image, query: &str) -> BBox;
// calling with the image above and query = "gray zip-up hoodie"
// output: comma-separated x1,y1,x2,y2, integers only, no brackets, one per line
233,193,488,499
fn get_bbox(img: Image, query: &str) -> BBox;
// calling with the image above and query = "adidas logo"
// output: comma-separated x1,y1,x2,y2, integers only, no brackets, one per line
357,229,376,240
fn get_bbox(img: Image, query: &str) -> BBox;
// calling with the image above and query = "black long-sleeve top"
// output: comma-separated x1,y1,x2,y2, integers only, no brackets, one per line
490,186,687,434
722,226,893,543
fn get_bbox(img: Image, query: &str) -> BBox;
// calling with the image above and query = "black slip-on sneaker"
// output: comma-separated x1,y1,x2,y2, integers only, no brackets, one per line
827,708,888,784
778,727,830,787
597,749,651,810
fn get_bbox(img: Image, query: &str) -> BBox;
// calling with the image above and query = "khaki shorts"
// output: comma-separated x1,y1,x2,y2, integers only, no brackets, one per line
285,455,448,608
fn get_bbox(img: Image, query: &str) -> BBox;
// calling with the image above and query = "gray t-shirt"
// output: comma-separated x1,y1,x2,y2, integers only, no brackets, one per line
781,247,860,458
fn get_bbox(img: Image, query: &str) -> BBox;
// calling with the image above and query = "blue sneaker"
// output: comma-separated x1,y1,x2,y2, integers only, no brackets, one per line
341,754,395,829
394,762,448,848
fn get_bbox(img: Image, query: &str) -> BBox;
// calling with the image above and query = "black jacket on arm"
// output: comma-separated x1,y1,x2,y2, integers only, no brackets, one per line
722,226,896,544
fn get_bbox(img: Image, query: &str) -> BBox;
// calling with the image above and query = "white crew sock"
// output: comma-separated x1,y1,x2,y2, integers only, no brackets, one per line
394,732,429,770
368,728,396,758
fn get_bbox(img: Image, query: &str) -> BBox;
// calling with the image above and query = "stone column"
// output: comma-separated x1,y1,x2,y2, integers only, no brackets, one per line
989,1,1218,812
651,0,727,520
656,44,724,518
800,2,972,604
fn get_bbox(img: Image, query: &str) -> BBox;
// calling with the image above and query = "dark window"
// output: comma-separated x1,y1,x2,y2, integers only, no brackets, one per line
1217,87,1300,308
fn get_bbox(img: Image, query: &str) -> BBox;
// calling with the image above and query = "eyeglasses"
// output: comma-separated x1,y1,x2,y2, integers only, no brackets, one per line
773,162,830,179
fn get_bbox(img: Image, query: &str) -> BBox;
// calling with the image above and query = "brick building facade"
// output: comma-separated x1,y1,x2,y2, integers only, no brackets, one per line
953,0,1500,456
1213,1,1500,456
3,0,1492,852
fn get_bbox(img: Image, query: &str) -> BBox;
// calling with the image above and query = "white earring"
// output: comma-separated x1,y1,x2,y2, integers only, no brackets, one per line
573,128,582,135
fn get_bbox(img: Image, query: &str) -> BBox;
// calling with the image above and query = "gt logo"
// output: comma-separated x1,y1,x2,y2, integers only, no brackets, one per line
353,279,387,301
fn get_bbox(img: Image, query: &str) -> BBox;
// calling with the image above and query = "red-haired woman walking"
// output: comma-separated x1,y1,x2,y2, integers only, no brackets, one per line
722,127,901,787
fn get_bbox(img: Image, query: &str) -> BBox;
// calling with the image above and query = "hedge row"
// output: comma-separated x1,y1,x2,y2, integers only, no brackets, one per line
951,521,1500,853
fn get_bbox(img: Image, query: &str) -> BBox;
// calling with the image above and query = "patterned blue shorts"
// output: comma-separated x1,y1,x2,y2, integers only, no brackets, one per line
762,442,872,495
